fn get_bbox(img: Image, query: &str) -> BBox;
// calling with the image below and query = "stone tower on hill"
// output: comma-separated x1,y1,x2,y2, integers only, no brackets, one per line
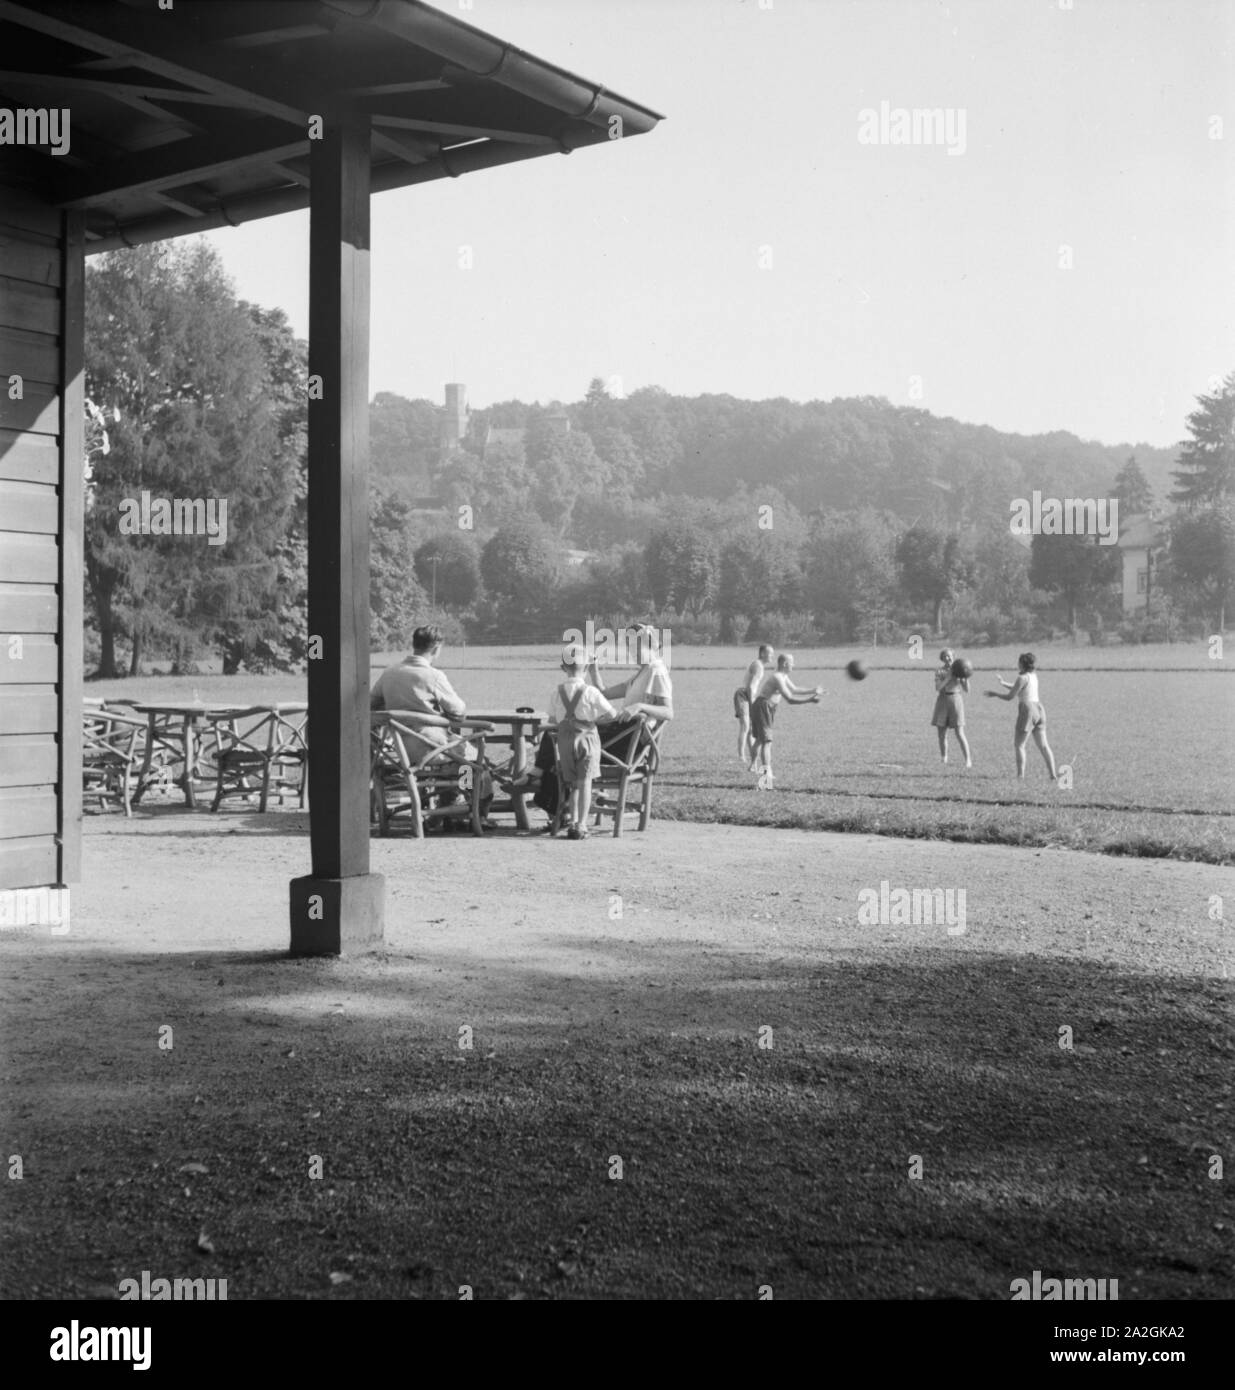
440,382,468,452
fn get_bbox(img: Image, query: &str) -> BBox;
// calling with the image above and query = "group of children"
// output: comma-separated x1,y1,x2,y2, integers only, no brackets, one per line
733,644,823,789
930,647,1058,779
534,626,673,838
731,643,1060,785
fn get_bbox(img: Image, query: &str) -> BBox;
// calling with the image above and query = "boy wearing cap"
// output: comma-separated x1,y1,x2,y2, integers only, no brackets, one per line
549,643,617,840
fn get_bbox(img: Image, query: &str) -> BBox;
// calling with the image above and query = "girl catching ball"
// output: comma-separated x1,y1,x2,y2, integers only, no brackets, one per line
931,652,972,768
985,651,1058,781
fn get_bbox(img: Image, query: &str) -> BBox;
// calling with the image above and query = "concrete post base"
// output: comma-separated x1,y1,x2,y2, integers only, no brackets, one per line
289,873,386,956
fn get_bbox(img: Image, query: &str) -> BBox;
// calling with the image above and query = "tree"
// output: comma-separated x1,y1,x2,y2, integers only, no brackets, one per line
969,532,1031,611
216,304,308,673
1165,506,1234,631
437,438,531,525
644,518,718,616
370,392,441,498
1172,372,1235,508
84,242,292,677
895,525,974,634
1112,454,1154,516
620,386,680,493
413,531,481,609
568,545,650,623
588,426,644,500
1028,532,1119,633
803,510,898,642
530,430,605,534
716,531,802,641
480,516,560,604
370,484,430,651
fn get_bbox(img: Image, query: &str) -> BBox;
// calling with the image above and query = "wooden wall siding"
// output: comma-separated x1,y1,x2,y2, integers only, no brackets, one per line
0,836,58,890
0,190,79,890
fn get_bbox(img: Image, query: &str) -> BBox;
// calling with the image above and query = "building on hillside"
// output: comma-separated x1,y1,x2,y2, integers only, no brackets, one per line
484,425,525,456
480,400,571,460
1116,512,1168,613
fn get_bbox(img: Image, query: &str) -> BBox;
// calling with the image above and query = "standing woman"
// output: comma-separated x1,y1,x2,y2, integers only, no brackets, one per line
985,652,1058,781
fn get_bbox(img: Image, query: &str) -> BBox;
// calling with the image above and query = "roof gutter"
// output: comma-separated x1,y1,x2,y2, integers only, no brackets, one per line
320,0,664,136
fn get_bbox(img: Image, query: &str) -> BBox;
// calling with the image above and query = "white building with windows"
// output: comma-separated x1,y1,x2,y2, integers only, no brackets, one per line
1116,513,1167,613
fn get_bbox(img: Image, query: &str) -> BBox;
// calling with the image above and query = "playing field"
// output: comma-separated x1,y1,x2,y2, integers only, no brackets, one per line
92,642,1235,863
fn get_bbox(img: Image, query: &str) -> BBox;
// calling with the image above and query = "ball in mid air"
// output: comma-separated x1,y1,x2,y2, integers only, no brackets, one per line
950,657,974,678
846,659,868,681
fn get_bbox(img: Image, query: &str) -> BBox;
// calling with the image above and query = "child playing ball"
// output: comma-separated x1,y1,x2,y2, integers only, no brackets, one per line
749,653,822,788
985,651,1058,781
931,654,972,768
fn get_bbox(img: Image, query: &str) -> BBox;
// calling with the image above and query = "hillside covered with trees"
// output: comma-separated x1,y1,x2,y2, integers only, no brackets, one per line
82,245,1231,674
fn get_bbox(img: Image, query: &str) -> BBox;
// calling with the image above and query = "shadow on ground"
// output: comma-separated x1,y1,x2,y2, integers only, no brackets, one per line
2,928,1231,1300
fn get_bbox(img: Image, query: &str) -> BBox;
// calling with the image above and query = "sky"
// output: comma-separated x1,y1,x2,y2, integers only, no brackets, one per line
203,0,1233,448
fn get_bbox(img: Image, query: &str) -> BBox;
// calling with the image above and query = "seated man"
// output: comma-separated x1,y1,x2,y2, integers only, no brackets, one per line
370,625,491,817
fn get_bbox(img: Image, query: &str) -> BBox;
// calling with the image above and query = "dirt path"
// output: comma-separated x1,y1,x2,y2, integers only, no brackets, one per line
2,814,1232,1300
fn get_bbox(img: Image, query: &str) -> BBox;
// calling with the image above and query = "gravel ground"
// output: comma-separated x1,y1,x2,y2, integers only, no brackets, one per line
1,810,1232,1300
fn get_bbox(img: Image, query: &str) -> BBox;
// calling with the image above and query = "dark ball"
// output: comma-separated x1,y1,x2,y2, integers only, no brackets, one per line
951,657,974,678
846,659,868,681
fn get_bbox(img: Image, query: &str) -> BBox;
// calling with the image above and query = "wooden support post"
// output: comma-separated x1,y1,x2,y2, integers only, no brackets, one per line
59,213,85,885
291,112,384,955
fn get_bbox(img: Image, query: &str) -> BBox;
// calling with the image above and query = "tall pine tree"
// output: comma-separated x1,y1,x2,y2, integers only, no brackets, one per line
1171,372,1235,508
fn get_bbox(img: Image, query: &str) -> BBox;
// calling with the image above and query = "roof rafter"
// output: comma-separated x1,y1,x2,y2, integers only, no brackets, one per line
0,0,311,126
0,71,209,134
0,68,244,106
265,159,311,189
340,79,451,98
151,190,206,218
217,24,335,49
370,128,438,166
370,113,556,147
47,121,310,209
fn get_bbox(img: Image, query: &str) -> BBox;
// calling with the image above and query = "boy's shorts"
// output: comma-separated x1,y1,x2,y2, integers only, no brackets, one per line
750,696,776,744
557,725,600,783
1015,700,1046,737
733,687,751,718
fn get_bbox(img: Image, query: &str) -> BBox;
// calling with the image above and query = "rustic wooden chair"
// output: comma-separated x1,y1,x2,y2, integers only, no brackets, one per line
370,710,493,837
81,708,147,816
551,717,666,838
206,705,308,812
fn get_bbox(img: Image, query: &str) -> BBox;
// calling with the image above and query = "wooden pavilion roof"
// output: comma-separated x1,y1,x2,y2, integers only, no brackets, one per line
0,0,664,251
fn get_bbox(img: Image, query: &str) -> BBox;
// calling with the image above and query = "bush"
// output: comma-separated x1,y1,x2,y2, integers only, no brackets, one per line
1117,609,1186,644
747,611,822,646
664,611,721,645
945,597,1042,646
